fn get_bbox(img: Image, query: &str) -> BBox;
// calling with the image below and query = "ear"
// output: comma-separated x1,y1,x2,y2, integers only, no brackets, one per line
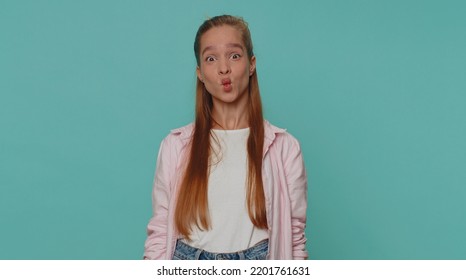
249,56,256,76
196,66,203,82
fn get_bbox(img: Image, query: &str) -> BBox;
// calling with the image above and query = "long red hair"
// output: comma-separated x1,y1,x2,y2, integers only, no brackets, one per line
174,15,266,240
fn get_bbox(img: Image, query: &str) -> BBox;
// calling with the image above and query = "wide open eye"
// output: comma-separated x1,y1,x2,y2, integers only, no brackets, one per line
205,56,216,62
230,53,241,60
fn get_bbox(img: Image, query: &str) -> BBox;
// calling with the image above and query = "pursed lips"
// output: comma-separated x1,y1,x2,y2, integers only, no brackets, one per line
221,78,232,92
221,78,231,85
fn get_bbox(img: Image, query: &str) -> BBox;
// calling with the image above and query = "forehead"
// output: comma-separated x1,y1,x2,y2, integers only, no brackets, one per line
200,25,245,51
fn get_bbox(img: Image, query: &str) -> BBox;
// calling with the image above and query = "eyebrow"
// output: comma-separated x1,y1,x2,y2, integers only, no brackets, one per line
201,43,244,56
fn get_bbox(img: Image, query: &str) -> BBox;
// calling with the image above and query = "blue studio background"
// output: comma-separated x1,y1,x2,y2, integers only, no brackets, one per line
1,0,466,259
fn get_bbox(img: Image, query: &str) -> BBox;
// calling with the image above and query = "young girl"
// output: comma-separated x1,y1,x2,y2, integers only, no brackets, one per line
144,15,308,260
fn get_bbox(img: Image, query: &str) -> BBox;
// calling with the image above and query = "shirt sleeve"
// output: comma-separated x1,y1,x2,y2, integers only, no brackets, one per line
143,137,172,260
283,134,309,260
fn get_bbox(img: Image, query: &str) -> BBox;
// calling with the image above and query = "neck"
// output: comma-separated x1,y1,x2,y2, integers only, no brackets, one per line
211,101,249,130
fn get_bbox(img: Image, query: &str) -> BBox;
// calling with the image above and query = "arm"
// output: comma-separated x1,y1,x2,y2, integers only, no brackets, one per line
283,134,309,260
144,137,172,260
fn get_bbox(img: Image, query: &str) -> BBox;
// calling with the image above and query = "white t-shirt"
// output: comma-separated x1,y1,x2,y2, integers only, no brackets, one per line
184,127,269,253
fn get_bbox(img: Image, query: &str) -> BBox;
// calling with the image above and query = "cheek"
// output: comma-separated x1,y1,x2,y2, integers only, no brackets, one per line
241,63,251,77
240,67,251,81
201,68,215,81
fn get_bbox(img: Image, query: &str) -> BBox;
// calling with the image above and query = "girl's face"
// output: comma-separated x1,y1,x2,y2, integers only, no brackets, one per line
196,25,256,108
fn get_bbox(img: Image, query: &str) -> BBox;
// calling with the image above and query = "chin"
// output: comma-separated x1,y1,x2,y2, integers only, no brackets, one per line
212,93,237,102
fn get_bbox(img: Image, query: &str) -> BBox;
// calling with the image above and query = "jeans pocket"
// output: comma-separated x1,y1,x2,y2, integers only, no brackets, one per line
172,251,189,260
253,251,268,260
245,248,268,260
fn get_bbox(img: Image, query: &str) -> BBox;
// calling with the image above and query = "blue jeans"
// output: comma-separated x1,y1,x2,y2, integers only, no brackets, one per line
172,239,269,260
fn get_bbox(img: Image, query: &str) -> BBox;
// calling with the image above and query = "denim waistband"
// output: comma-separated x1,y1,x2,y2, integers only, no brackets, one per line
173,239,269,260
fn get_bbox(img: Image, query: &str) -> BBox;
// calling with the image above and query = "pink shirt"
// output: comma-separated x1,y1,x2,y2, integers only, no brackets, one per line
144,120,308,259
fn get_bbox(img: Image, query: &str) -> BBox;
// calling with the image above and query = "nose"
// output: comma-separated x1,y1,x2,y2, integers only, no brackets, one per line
218,59,230,75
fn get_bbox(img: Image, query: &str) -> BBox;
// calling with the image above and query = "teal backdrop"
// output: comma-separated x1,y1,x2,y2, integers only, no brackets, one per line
1,0,465,259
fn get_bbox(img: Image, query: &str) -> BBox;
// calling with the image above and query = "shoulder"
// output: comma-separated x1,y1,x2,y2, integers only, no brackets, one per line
264,120,302,151
157,123,194,155
162,123,194,142
169,122,194,138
